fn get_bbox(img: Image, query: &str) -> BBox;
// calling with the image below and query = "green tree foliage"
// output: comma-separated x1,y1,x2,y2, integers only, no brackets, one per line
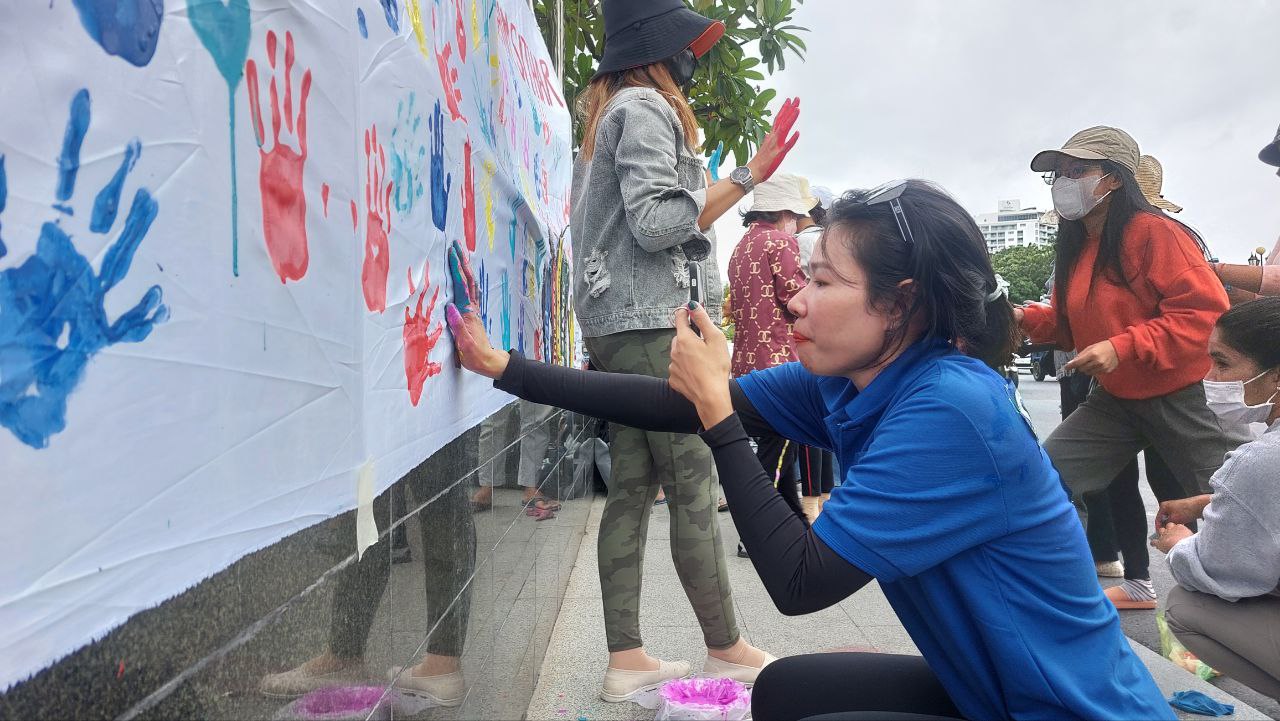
532,0,808,161
991,243,1057,304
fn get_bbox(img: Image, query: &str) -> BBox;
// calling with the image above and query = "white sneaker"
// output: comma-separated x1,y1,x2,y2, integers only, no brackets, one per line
259,661,370,698
387,666,465,707
600,659,692,703
701,651,777,686
1095,560,1125,578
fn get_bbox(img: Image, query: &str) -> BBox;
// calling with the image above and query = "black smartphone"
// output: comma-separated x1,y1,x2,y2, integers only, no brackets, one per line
688,261,704,306
688,261,704,336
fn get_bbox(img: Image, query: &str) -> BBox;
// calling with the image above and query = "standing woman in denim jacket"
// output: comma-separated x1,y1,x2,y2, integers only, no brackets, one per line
568,0,800,701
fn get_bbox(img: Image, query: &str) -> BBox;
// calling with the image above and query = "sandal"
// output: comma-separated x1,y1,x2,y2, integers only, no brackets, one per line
525,496,561,512
470,499,492,514
1103,584,1156,610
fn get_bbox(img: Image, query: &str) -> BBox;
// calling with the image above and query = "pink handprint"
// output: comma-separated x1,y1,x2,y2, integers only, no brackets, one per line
431,4,466,123
404,262,444,406
362,125,393,313
462,138,476,252
245,30,313,284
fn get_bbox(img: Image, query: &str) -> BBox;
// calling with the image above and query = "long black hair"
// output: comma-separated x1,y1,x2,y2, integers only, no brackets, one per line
819,180,1020,371
1216,296,1280,370
1052,161,1213,337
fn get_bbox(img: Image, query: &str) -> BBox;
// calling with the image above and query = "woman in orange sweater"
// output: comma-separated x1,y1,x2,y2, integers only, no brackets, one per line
1017,127,1253,609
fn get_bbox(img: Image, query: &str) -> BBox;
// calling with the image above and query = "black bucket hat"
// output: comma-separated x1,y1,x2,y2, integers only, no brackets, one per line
592,0,725,81
1260,123,1280,168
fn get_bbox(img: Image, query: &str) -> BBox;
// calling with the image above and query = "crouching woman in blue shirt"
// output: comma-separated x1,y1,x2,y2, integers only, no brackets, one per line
444,180,1172,720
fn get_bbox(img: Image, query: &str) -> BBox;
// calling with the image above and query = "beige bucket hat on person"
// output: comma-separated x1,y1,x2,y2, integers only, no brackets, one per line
750,173,819,215
1030,126,1141,176
1136,155,1183,213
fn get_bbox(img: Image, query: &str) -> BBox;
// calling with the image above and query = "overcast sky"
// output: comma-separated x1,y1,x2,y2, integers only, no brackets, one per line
711,0,1280,278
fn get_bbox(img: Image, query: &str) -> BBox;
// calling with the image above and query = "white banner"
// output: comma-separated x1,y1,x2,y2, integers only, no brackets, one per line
0,0,574,690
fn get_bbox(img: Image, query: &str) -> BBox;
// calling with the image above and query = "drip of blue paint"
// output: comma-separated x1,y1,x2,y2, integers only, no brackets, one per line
91,140,141,233
380,0,400,32
357,8,368,38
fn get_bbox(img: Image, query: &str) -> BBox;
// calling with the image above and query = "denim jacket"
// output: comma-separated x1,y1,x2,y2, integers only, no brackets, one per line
570,87,723,337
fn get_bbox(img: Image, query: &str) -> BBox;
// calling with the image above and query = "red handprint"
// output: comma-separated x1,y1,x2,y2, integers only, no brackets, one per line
462,138,477,252
245,30,312,283
362,125,392,313
431,5,466,123
404,262,444,406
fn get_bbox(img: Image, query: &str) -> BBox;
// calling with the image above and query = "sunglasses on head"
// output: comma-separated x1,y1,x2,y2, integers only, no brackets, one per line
852,180,915,246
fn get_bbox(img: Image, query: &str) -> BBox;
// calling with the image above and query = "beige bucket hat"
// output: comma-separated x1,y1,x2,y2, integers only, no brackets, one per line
1031,126,1140,176
750,173,819,215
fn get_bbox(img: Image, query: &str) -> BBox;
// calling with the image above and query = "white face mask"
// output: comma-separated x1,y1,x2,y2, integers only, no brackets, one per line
1052,173,1111,221
1204,368,1279,427
778,215,799,235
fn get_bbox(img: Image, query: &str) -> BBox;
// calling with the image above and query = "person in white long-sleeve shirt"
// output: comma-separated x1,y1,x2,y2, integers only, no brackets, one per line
1153,296,1280,699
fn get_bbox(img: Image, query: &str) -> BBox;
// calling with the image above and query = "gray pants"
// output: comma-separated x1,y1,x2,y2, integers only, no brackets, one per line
1167,585,1280,699
477,400,556,488
1043,382,1251,530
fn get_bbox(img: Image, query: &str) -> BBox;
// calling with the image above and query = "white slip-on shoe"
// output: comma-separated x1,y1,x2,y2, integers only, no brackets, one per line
599,659,692,703
701,651,777,686
259,661,370,698
387,666,465,707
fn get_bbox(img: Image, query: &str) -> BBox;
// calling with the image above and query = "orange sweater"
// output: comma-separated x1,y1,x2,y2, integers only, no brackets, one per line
1022,212,1228,400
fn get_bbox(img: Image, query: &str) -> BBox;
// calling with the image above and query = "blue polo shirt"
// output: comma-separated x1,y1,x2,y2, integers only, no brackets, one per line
737,339,1172,720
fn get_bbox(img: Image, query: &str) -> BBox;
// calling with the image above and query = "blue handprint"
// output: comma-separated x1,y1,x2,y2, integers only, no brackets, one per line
0,89,168,450
71,0,165,67
390,92,427,217
428,99,453,233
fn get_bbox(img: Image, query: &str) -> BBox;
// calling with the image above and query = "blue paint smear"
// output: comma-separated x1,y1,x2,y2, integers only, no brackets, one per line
428,100,452,233
0,156,7,259
0,89,167,450
500,269,510,350
357,8,368,38
391,92,426,216
91,139,141,233
70,0,164,67
57,90,91,205
517,303,525,354
478,259,490,334
185,0,250,276
380,0,399,32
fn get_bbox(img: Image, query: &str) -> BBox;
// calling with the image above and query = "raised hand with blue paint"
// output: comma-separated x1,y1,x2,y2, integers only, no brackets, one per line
71,0,164,66
707,140,725,181
428,99,453,233
185,0,251,275
0,89,168,450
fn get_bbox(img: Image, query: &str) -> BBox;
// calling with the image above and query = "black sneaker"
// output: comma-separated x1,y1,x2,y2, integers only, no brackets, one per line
736,543,749,559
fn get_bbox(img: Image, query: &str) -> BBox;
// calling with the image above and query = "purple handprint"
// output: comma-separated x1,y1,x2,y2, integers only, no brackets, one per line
0,89,167,450
428,99,452,233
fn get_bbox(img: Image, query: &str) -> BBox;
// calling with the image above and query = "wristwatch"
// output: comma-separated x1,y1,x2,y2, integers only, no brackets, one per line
728,165,755,193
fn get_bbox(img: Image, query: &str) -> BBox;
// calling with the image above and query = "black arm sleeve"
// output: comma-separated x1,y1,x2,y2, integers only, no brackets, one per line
700,413,873,615
493,350,779,437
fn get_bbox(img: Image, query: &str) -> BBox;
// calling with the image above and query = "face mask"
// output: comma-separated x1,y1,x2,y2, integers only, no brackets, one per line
664,49,697,93
1204,368,1279,427
778,215,799,235
1052,173,1111,221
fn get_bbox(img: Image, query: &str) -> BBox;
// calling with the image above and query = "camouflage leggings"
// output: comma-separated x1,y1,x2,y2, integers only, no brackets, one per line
585,329,739,652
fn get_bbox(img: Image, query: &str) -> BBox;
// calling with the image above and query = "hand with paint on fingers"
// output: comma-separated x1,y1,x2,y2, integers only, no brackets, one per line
747,97,801,184
446,240,508,379
707,141,725,182
669,302,733,430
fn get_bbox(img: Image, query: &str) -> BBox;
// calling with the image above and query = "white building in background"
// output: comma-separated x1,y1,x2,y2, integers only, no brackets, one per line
975,199,1057,254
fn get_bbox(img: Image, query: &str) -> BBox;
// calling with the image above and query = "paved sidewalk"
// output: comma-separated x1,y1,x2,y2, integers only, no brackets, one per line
527,497,1269,720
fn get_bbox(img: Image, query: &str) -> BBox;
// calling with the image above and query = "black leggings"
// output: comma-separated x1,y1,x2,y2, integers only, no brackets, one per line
752,653,964,721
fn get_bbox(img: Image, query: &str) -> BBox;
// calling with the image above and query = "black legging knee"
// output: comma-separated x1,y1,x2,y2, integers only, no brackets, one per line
752,653,964,721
